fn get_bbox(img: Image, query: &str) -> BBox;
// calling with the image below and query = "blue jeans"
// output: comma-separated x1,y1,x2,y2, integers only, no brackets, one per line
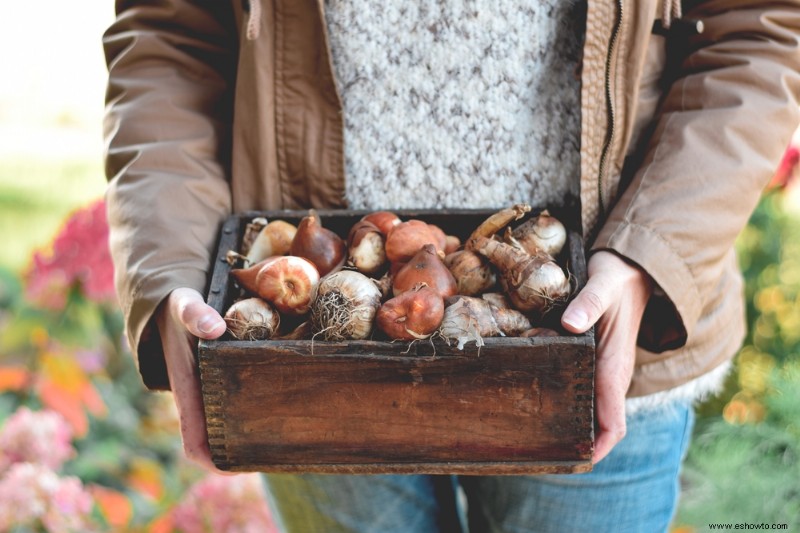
263,403,695,533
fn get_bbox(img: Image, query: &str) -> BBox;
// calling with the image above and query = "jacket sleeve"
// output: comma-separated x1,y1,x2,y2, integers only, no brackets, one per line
592,1,800,351
103,0,238,390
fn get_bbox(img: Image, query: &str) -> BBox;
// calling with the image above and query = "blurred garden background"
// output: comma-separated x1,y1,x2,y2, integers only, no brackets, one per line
1,2,799,531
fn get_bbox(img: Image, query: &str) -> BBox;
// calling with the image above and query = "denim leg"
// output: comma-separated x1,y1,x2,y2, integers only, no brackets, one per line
262,473,463,533
459,403,695,533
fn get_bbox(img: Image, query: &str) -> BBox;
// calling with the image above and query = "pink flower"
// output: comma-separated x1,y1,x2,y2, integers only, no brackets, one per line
172,474,278,533
767,138,800,189
0,407,75,473
25,198,116,310
0,462,95,533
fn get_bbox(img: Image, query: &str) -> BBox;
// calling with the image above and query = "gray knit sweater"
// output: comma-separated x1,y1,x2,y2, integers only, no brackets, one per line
323,1,731,410
324,0,585,211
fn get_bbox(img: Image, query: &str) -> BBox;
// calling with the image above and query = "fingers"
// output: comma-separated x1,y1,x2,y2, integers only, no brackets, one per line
562,251,653,335
156,288,233,475
591,333,632,464
561,275,612,333
169,287,227,339
165,347,231,473
592,410,626,464
562,251,654,464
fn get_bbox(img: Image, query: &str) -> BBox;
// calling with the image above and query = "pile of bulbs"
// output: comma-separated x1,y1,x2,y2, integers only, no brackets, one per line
223,204,572,349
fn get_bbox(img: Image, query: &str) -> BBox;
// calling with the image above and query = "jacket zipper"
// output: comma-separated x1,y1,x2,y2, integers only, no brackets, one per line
597,0,624,216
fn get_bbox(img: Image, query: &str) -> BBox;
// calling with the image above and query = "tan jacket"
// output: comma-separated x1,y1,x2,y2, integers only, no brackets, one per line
104,0,800,395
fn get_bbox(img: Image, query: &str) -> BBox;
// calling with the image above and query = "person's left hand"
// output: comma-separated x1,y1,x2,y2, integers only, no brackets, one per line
560,250,653,464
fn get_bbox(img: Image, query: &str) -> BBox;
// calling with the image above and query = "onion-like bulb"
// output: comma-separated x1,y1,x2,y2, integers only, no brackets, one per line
429,225,466,256
231,255,320,315
290,209,347,276
224,298,280,340
393,244,457,298
246,220,298,264
240,217,268,256
347,220,387,275
385,220,446,263
439,295,532,349
310,270,382,340
444,250,495,296
471,236,570,315
377,284,444,340
511,210,567,257
361,211,401,236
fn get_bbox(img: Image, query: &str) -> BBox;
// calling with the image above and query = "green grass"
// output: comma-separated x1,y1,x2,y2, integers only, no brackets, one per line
674,364,800,529
0,156,106,273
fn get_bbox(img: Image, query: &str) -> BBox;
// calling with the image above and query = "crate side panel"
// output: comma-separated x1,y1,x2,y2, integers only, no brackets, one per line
204,343,592,468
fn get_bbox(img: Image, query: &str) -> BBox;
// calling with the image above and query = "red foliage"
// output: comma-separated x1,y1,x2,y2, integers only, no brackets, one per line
25,199,116,310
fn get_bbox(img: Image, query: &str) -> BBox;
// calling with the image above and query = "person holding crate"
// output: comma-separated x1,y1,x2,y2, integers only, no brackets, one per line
103,0,800,531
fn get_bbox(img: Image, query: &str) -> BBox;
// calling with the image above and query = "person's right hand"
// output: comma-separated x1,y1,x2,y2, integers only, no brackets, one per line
155,287,228,473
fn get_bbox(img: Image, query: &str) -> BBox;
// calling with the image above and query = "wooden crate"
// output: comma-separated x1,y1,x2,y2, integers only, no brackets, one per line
199,209,595,475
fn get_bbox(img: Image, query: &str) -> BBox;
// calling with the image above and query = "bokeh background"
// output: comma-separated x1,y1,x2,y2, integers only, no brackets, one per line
0,2,798,531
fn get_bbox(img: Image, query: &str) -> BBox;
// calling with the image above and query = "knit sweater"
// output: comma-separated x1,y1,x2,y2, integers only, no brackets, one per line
323,0,585,211
323,1,730,410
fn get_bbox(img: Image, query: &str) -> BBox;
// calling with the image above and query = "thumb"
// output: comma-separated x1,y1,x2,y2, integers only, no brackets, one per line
561,276,612,334
170,288,227,339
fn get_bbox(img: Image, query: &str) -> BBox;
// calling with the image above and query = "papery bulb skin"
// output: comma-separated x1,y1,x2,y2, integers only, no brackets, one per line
310,270,383,340
444,250,496,296
376,285,444,340
471,236,570,315
224,298,281,340
438,295,532,349
290,210,346,276
385,220,446,263
240,217,268,256
231,255,320,315
361,211,401,236
511,210,567,257
393,244,457,298
481,292,512,309
425,224,460,260
347,220,387,275
246,220,298,264
230,260,262,294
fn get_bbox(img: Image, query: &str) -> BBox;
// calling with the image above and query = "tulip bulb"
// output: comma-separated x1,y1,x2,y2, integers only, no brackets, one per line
393,244,457,298
361,211,401,236
347,220,387,275
377,284,444,340
246,219,298,264
290,209,347,276
385,220,446,263
231,255,320,315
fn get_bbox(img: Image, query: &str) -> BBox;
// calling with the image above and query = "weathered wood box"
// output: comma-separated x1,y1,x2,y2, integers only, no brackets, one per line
199,209,595,475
